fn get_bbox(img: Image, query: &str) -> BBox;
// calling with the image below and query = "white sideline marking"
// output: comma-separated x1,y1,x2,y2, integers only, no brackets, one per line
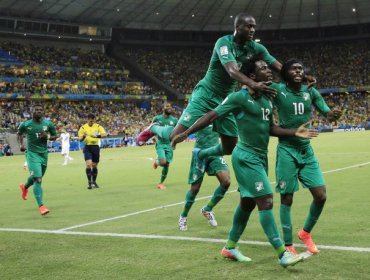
58,161,370,231
0,228,369,253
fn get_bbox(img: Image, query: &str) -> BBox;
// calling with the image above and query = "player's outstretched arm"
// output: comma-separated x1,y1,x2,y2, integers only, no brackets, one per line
270,122,319,139
171,111,219,149
326,108,342,122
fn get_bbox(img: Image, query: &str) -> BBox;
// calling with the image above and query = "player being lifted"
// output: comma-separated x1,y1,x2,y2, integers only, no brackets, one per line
138,13,315,165
18,105,57,215
271,59,342,255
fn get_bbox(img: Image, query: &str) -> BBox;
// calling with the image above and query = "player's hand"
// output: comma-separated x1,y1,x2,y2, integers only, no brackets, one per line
250,81,277,98
295,122,319,139
171,133,188,150
39,131,50,140
305,74,317,88
326,108,342,122
83,131,88,136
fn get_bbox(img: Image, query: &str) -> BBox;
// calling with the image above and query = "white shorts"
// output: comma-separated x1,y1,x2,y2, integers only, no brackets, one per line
61,146,70,155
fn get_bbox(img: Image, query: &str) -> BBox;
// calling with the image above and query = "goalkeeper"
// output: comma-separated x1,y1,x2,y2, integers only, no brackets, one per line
17,104,57,216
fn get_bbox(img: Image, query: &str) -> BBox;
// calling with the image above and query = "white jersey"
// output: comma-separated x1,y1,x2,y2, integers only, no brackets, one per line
60,132,70,147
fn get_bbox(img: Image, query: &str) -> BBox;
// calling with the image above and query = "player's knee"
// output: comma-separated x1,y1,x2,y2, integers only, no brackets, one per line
281,194,293,206
220,177,231,189
159,159,167,166
314,191,327,205
257,196,273,211
33,177,42,183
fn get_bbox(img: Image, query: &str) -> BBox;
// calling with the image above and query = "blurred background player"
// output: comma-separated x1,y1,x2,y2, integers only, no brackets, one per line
78,113,107,189
57,128,74,166
151,103,178,190
271,59,342,255
178,125,230,231
17,104,57,215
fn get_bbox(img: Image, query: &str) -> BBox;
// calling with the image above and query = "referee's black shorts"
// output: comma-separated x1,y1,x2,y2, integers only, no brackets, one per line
83,145,100,163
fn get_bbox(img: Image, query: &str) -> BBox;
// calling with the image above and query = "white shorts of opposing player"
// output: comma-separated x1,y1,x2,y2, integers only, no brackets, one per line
61,145,73,165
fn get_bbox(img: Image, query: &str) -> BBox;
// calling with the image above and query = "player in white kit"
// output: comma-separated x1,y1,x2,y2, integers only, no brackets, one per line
59,129,74,165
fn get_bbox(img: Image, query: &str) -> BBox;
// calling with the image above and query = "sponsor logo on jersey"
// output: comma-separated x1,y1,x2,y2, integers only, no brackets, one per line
279,180,286,189
220,46,229,57
248,99,254,104
280,92,287,98
255,182,264,192
183,112,192,122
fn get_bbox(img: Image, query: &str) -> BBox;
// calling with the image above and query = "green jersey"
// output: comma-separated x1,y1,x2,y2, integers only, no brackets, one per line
194,125,219,149
152,114,178,144
271,83,330,148
214,89,273,155
199,35,276,98
18,119,57,153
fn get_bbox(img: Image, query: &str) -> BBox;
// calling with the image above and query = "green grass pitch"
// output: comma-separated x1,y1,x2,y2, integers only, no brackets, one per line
1,131,369,279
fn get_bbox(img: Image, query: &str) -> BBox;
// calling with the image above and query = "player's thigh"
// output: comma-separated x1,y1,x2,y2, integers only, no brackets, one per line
91,146,100,163
27,153,43,178
299,151,326,188
275,145,300,194
213,112,238,137
206,156,229,176
231,147,272,198
83,146,93,161
178,85,221,128
163,145,173,163
188,155,206,184
155,145,166,160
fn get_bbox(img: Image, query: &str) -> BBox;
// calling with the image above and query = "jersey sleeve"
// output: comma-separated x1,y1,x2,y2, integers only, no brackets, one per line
310,87,331,116
255,43,277,65
98,125,106,135
215,37,236,65
214,90,244,118
48,122,57,136
152,116,159,123
78,126,85,138
17,122,26,135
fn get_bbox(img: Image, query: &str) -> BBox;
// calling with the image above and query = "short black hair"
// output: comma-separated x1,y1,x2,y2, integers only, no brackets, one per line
240,54,263,77
281,58,304,82
87,113,95,119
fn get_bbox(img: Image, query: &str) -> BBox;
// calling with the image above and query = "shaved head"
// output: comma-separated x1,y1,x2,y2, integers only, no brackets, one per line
234,13,255,29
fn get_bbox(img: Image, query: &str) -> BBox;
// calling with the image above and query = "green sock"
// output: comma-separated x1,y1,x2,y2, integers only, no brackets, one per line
160,165,169,183
259,209,284,257
199,144,224,160
280,204,293,245
204,185,227,211
303,201,324,232
33,181,43,207
226,205,252,249
181,191,196,217
150,126,173,141
25,176,34,188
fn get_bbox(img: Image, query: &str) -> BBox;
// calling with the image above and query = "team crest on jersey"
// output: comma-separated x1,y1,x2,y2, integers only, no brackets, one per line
193,174,198,182
303,92,310,101
279,180,286,189
43,126,47,131
183,112,192,122
255,182,264,192
170,121,174,125
220,46,229,57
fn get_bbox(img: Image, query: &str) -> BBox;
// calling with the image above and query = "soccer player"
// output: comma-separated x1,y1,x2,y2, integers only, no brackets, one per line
18,105,57,215
270,59,342,255
171,58,319,267
78,113,107,189
58,128,74,166
151,103,178,190
178,125,230,231
139,14,314,163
